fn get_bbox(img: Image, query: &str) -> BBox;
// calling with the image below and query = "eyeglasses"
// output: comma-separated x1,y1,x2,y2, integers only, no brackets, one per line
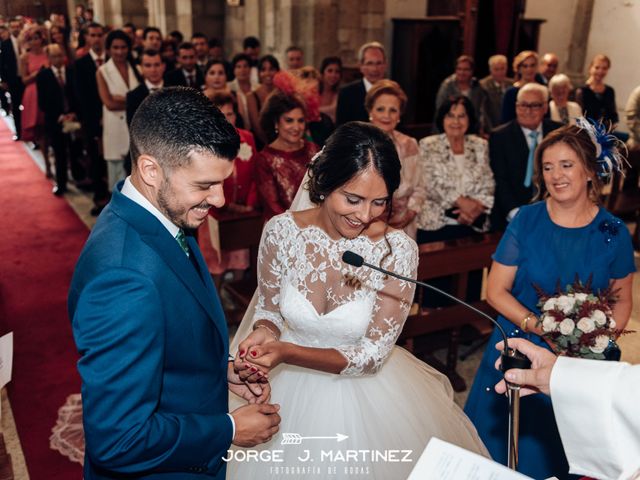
516,102,544,111
363,61,385,67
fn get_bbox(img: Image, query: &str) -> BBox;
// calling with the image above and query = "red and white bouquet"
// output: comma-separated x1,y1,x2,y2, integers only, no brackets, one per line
534,277,630,360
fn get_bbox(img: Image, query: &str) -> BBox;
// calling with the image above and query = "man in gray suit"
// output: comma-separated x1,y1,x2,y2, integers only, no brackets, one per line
479,54,514,130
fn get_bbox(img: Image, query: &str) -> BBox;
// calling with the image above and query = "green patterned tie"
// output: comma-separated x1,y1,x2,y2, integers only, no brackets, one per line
175,229,189,257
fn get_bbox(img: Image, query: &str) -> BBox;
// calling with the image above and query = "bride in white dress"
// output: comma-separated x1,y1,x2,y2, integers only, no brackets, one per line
228,122,487,479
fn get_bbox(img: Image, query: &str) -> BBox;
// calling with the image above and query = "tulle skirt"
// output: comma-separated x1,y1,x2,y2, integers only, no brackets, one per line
227,346,488,479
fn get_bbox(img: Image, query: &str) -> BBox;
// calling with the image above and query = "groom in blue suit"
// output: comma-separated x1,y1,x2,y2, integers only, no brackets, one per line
68,87,280,479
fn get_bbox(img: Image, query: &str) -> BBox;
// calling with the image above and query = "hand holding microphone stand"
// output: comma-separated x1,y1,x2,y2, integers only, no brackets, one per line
341,251,531,470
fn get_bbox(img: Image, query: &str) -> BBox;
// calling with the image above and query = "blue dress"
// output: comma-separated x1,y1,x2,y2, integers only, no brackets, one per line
464,201,635,480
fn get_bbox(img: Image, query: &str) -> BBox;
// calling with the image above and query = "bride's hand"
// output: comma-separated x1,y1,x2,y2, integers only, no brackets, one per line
245,341,291,372
228,362,271,404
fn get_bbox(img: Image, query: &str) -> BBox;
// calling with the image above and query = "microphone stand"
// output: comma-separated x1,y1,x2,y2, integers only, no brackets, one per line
342,251,531,470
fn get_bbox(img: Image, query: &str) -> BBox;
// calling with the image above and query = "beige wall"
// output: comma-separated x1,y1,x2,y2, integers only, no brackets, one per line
525,0,578,71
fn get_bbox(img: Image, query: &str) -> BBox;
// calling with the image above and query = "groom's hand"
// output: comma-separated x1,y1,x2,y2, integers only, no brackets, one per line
228,362,271,404
231,403,281,447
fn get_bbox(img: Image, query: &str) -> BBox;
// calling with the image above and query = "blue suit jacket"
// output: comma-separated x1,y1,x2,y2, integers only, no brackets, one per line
69,183,232,479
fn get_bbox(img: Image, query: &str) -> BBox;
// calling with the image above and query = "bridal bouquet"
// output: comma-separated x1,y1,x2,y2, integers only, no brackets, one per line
534,277,630,360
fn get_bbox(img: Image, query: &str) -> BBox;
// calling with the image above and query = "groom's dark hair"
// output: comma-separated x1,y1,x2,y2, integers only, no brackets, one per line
129,86,240,171
307,121,401,205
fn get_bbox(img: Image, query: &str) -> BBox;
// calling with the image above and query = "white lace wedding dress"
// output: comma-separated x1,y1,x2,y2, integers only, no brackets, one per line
227,212,488,479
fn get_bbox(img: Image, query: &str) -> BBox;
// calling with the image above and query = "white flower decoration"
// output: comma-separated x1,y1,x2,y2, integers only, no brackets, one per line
542,298,557,311
608,318,616,329
574,293,588,302
591,309,607,326
237,142,253,161
542,314,558,333
559,318,575,335
576,317,595,333
556,295,576,314
590,335,610,354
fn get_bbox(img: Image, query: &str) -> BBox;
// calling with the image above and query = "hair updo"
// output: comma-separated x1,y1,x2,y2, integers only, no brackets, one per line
307,121,401,205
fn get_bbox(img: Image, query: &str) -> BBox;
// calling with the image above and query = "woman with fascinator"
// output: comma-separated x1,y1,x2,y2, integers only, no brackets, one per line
465,120,635,479
226,122,488,479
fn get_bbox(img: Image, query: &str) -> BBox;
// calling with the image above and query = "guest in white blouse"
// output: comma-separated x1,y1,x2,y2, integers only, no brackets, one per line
549,74,582,125
417,96,494,244
318,56,342,126
97,29,140,190
365,79,426,239
227,53,256,130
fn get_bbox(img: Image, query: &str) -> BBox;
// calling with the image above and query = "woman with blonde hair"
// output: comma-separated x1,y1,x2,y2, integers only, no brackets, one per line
500,50,540,123
365,79,426,238
576,54,618,127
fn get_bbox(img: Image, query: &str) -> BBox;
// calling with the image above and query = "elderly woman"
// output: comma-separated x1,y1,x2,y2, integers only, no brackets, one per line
576,54,619,127
434,55,489,134
417,96,494,244
257,89,318,221
548,73,582,125
365,79,426,238
465,122,635,479
501,50,539,123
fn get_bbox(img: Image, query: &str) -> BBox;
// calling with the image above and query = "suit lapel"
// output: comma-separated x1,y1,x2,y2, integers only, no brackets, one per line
110,186,227,344
510,122,530,181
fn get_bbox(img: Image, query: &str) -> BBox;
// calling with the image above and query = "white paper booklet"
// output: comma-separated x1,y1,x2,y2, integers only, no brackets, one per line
408,437,534,480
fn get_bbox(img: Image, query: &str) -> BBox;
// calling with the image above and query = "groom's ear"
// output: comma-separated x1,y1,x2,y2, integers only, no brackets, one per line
136,154,163,188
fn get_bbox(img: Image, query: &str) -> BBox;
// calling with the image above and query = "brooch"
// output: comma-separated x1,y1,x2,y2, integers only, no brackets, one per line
598,218,622,244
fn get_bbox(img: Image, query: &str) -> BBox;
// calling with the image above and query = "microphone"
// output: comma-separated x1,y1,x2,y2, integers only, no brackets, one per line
340,250,531,372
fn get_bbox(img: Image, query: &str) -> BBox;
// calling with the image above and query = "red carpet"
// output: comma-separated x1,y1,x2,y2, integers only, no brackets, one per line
0,120,85,478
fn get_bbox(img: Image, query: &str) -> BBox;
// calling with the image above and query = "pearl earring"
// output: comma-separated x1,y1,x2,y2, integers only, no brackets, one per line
319,194,325,200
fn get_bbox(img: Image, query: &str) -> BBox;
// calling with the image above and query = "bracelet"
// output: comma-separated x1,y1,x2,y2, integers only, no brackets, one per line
520,312,535,332
254,323,279,341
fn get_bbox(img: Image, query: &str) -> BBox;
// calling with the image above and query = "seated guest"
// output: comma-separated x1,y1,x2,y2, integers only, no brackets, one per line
418,96,494,243
548,73,582,125
141,27,162,54
625,84,640,148
318,56,342,126
490,83,562,231
575,54,618,127
246,54,280,147
164,42,204,89
479,54,513,130
501,50,539,124
435,55,489,134
208,37,232,79
285,45,304,71
37,44,83,195
202,59,231,100
256,90,318,221
365,79,426,239
243,35,261,84
126,49,166,126
335,41,386,125
536,52,559,85
228,53,256,130
198,92,259,285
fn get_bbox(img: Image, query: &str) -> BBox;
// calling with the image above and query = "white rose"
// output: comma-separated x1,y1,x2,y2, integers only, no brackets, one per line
574,293,588,302
541,314,558,332
576,317,596,333
608,318,616,329
559,318,575,335
589,335,610,354
591,309,607,326
542,298,556,311
556,295,576,314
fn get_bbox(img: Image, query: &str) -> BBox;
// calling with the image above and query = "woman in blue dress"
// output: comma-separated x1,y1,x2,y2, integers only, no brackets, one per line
465,121,635,479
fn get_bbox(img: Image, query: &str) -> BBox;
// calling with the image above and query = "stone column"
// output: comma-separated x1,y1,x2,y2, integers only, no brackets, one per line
148,0,168,34
175,0,193,39
566,0,595,86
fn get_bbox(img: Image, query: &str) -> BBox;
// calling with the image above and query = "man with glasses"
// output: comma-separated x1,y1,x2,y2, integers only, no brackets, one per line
335,41,387,125
489,82,561,230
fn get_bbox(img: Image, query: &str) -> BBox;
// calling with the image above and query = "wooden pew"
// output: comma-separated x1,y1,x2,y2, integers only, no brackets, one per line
215,210,264,324
397,232,502,391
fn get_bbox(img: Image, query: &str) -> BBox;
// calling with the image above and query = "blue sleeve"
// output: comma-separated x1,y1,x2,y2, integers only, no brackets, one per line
492,208,523,266
73,268,232,475
610,224,636,279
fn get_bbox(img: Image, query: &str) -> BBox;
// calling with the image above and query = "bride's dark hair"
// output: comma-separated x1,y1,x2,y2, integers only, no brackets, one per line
307,121,401,204
307,121,402,267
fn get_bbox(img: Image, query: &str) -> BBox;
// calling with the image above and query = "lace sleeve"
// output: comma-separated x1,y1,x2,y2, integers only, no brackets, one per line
252,217,286,332
337,234,418,376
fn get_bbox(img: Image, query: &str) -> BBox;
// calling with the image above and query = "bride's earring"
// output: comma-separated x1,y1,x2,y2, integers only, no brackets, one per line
319,194,325,200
